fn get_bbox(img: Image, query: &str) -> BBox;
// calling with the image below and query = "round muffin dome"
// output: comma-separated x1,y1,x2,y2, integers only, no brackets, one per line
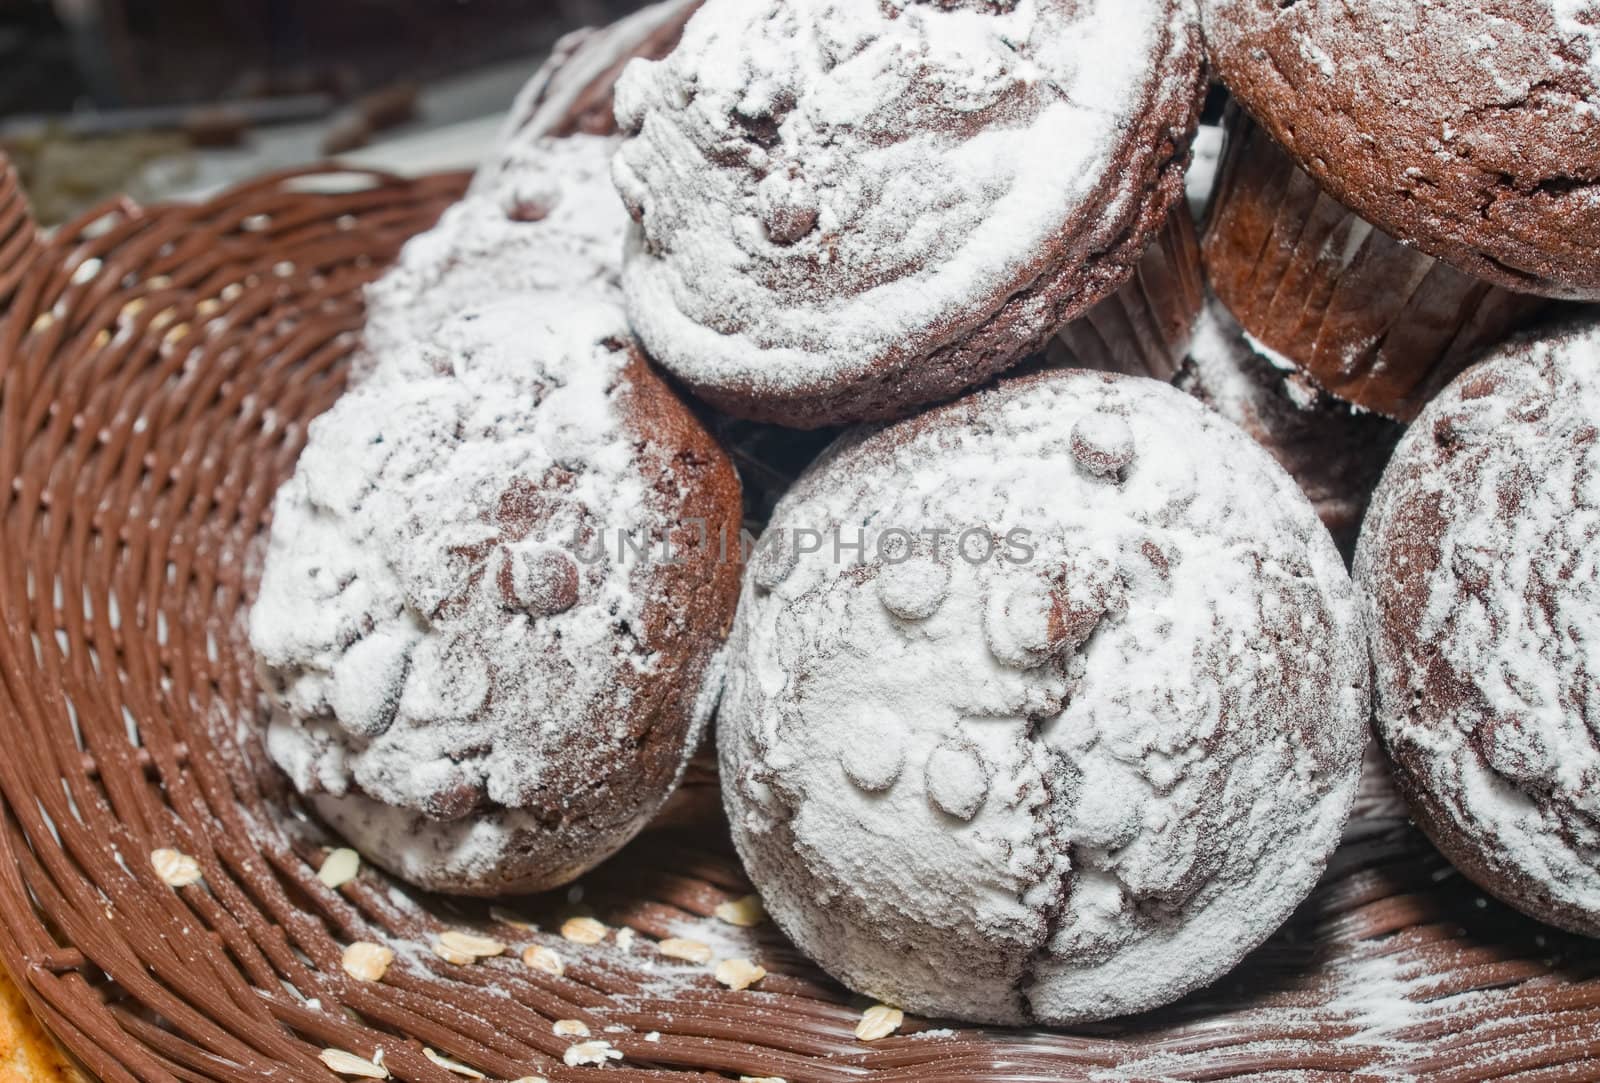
719,370,1369,1025
251,296,743,896
1356,320,1600,937
612,0,1206,427
1203,0,1600,299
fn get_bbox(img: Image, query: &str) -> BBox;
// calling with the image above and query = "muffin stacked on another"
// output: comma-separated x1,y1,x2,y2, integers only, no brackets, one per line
612,0,1207,427
1200,0,1599,419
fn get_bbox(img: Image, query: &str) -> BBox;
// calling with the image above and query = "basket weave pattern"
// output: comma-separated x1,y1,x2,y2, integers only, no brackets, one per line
0,154,1597,1082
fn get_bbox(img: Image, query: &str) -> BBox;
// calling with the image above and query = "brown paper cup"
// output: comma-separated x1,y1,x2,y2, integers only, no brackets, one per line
1203,108,1546,422
1048,204,1205,382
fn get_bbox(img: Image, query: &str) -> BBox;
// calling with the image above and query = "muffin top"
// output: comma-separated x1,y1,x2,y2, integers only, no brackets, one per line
1204,0,1600,299
721,369,1367,1024
612,0,1204,426
251,295,742,892
362,134,628,376
1356,319,1600,935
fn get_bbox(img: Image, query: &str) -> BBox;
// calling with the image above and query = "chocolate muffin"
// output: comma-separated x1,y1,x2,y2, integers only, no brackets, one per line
1356,319,1600,937
1198,1,1600,420
1178,296,1404,558
251,297,742,896
1204,0,1600,300
612,0,1207,428
358,0,699,381
720,369,1369,1024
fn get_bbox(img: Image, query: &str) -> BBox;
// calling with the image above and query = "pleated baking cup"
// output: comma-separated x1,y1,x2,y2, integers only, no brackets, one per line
1202,108,1547,422
1047,204,1205,382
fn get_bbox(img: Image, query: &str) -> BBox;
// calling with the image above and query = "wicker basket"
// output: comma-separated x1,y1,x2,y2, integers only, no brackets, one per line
0,151,1597,1083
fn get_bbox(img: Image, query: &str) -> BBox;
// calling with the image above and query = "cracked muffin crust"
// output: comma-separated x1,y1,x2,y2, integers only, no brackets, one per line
611,0,1206,428
1357,319,1600,937
1203,0,1600,301
719,369,1369,1024
251,297,742,896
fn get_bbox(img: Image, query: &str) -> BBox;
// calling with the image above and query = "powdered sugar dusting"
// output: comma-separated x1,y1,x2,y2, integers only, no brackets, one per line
251,296,713,894
612,0,1198,397
1551,0,1600,87
1357,320,1600,935
720,370,1368,1025
358,134,629,380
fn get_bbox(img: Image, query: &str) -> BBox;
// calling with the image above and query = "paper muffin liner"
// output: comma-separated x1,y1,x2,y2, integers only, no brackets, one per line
1178,296,1403,559
1202,108,1548,422
1047,204,1205,382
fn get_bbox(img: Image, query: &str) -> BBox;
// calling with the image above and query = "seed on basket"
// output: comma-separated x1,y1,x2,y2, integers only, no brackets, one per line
151,848,203,888
523,944,565,977
489,905,536,931
563,1040,622,1067
319,1048,389,1079
552,1019,590,1038
434,931,506,963
740,1076,787,1083
317,848,361,889
658,937,713,964
341,942,394,983
560,916,608,945
615,927,636,952
855,1005,904,1042
715,894,768,928
423,1048,485,1079
715,958,767,991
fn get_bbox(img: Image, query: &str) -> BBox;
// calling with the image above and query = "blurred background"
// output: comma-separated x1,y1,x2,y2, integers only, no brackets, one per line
0,0,653,222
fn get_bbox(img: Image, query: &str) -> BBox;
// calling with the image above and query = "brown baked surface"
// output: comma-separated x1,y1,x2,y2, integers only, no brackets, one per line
0,969,83,1083
1204,0,1600,300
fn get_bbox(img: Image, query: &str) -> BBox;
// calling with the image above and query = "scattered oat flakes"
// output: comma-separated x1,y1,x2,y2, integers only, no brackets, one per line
740,1077,787,1083
509,1078,549,1083
644,1032,660,1043
658,937,713,964
341,942,394,983
151,848,202,888
552,1020,590,1038
432,940,476,965
423,1048,485,1079
715,958,767,991
715,894,768,928
562,1040,622,1067
317,848,361,889
437,931,506,959
489,906,536,931
615,927,636,951
855,1005,904,1042
523,945,565,977
560,916,607,945
319,1048,389,1078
